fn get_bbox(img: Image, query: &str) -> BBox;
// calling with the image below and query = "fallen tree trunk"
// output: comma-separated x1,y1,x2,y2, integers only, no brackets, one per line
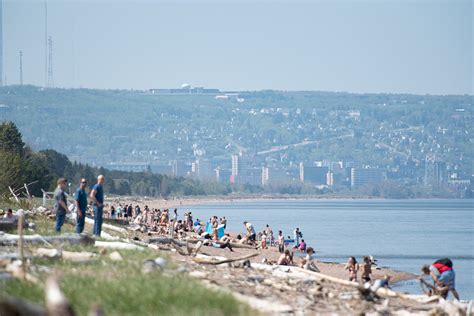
0,233,94,246
84,217,128,235
292,266,440,303
0,220,18,232
0,296,47,316
94,241,144,251
185,238,256,249
193,252,259,265
148,236,185,246
36,248,97,262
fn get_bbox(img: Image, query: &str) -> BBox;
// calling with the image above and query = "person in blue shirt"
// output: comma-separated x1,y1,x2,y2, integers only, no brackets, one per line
74,178,88,234
90,175,105,236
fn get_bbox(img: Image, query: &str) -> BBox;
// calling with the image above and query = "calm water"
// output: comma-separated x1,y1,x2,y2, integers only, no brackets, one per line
186,199,474,300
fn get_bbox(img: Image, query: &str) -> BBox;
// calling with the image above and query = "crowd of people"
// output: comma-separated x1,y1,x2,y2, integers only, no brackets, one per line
46,176,460,300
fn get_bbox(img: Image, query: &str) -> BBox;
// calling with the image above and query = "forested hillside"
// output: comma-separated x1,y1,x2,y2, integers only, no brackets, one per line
0,85,472,178
0,121,231,198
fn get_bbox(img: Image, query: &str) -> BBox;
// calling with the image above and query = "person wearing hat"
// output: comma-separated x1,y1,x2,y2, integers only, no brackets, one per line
75,178,88,234
54,178,68,232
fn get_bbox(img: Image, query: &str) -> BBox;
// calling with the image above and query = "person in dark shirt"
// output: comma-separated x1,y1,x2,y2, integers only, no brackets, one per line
90,175,105,236
54,178,68,233
74,178,88,234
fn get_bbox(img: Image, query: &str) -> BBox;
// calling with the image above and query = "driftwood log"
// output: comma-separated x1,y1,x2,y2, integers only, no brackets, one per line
0,233,94,246
193,252,259,265
185,238,256,249
0,296,47,316
36,248,97,262
84,217,128,235
94,240,144,251
0,220,20,232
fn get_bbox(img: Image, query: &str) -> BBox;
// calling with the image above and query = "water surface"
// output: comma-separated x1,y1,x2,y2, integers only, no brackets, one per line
186,199,473,299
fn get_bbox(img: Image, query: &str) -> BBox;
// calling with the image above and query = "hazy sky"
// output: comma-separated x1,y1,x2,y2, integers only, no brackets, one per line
4,0,473,94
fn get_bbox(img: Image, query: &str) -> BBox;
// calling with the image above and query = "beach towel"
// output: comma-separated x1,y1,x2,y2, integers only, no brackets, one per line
205,222,225,238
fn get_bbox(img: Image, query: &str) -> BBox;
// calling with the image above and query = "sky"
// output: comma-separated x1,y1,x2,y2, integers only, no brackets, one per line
4,0,473,94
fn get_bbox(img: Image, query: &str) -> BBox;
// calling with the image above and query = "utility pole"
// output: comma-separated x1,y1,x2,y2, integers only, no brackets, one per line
44,0,48,87
47,36,53,87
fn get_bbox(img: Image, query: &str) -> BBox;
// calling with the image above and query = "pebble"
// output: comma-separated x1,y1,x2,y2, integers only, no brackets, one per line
248,275,265,283
154,257,167,268
189,271,207,279
109,251,123,261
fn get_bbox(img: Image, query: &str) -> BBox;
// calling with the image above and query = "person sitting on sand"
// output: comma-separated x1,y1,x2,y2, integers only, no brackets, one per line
300,247,320,272
361,256,372,283
345,256,359,282
220,216,227,229
203,238,234,252
370,275,391,292
236,234,250,245
277,249,294,266
243,221,256,242
3,209,15,220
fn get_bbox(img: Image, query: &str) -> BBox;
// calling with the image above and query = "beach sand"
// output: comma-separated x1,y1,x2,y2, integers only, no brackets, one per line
174,239,416,284
110,196,416,284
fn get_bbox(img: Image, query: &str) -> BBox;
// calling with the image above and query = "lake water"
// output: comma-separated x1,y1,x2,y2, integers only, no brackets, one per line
185,199,474,300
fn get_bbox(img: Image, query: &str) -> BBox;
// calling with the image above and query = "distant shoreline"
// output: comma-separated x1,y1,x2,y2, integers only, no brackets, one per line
107,194,470,210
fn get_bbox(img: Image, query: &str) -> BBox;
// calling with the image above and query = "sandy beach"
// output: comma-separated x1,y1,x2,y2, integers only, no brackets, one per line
109,195,417,284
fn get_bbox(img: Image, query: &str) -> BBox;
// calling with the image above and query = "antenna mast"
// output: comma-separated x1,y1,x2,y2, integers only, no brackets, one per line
47,37,53,87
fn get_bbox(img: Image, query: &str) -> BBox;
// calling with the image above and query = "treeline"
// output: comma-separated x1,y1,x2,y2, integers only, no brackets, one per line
0,121,231,198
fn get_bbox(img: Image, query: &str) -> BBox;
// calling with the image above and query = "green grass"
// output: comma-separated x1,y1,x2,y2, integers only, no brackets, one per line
1,216,255,315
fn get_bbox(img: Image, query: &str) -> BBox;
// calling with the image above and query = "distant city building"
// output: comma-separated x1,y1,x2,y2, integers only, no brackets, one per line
299,162,329,185
171,160,188,177
262,167,269,186
424,154,447,185
231,155,239,176
268,168,299,186
217,168,232,183
150,163,173,176
327,172,334,186
351,168,385,187
149,84,220,95
235,167,261,186
195,159,216,182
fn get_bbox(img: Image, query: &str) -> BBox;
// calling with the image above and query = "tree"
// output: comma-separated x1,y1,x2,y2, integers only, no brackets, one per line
0,121,25,156
0,150,24,194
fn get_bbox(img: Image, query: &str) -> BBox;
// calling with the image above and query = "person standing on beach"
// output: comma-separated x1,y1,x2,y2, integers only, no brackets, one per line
90,175,105,236
345,257,359,282
265,224,274,246
300,247,320,272
53,178,68,233
74,178,88,234
361,256,372,283
294,228,302,246
277,230,285,253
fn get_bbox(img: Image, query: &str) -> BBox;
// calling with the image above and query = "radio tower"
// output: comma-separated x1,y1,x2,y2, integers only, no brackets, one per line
47,36,53,87
44,1,48,87
0,0,3,87
19,51,23,85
